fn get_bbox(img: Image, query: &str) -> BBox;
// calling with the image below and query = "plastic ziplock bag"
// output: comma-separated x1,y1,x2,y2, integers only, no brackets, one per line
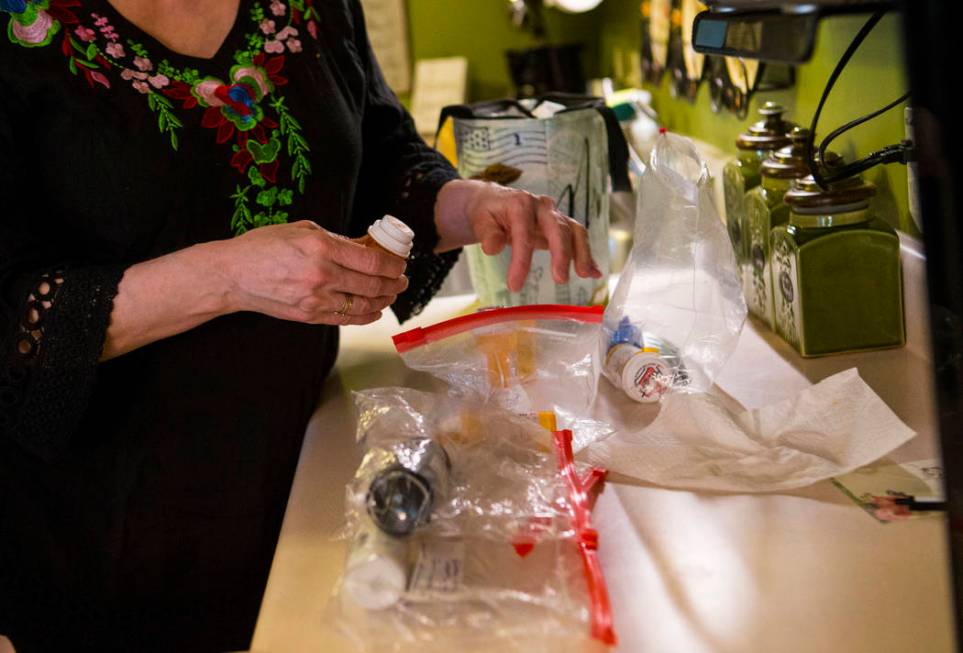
347,388,581,542
327,388,615,652
393,304,610,450
602,132,746,398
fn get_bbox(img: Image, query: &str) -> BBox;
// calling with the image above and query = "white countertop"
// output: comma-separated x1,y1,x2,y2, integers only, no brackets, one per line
252,236,955,653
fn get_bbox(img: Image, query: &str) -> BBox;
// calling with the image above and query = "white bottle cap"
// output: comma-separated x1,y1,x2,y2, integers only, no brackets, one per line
621,351,670,404
343,528,408,610
368,215,415,259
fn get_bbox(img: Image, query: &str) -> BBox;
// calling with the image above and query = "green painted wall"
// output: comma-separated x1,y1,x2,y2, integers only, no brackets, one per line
596,1,913,233
402,2,911,232
405,0,603,101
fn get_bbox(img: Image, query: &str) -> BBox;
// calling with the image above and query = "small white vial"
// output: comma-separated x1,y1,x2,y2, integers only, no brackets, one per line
604,343,671,403
343,524,409,610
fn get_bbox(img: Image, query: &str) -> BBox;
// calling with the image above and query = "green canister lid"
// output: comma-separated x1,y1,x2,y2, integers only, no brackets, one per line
784,168,877,214
761,127,813,180
735,101,797,151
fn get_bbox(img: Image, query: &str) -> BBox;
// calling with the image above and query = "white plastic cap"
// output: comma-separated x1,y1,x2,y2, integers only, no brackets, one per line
344,529,408,610
368,215,415,259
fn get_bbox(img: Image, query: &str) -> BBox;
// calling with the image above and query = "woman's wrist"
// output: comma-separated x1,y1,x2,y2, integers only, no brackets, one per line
433,179,485,252
188,239,242,316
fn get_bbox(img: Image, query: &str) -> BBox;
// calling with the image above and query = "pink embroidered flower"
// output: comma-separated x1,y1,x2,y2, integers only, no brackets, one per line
269,0,285,16
264,39,284,54
133,56,153,72
74,25,96,42
276,25,297,40
92,13,107,26
105,41,125,58
11,10,55,46
231,66,271,98
90,71,111,89
148,74,170,89
132,80,150,94
286,38,301,53
102,26,119,41
259,19,275,35
121,68,148,81
192,78,226,107
307,19,318,40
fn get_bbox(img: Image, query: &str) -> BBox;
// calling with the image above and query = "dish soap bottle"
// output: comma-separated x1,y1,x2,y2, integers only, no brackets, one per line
723,102,795,281
770,172,905,357
743,127,813,327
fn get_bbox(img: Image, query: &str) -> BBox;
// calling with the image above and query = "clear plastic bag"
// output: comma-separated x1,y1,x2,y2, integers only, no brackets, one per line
328,388,615,651
347,388,583,542
393,305,610,450
602,132,747,400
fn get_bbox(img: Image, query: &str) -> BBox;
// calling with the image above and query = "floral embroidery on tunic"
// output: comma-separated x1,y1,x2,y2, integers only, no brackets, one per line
2,0,323,234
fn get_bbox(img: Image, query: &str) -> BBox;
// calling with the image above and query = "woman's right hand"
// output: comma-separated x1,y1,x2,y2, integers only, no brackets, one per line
216,220,408,325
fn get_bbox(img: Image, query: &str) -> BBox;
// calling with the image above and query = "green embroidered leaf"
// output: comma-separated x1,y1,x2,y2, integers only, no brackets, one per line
272,210,289,225
147,93,157,111
278,189,294,206
69,36,84,53
68,58,78,75
252,211,271,228
158,112,166,132
248,167,266,188
167,113,183,128
170,131,179,151
256,187,278,208
246,136,281,164
85,43,97,61
75,59,99,69
284,114,302,131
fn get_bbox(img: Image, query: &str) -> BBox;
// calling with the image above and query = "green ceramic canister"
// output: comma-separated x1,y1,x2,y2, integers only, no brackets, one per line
723,102,795,281
743,127,813,327
770,173,906,357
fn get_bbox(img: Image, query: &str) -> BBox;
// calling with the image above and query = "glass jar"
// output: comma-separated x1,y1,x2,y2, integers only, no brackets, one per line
723,101,795,280
770,174,905,357
743,127,812,326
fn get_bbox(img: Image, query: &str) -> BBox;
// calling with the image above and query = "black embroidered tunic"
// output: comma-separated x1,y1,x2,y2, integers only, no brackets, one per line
0,0,458,649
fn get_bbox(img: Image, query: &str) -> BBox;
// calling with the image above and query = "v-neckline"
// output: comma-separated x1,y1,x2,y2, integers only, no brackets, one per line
91,0,248,70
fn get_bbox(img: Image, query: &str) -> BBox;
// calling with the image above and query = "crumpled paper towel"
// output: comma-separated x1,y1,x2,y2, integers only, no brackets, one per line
583,368,916,493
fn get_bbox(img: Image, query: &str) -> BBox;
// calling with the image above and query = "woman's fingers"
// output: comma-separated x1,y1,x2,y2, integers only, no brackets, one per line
535,197,574,284
331,264,408,297
505,198,537,292
323,235,407,279
570,219,601,279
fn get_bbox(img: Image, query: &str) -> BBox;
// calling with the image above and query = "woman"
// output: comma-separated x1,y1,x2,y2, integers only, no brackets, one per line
0,0,599,650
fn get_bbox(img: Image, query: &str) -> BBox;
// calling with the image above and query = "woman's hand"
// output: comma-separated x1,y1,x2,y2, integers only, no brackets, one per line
102,221,408,360
433,179,603,292
219,220,408,325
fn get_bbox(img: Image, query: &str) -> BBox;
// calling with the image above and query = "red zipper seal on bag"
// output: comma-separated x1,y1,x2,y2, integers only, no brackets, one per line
392,304,604,353
553,429,617,647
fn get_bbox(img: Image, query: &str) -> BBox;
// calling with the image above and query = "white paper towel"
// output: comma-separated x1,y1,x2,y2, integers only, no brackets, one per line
583,368,916,493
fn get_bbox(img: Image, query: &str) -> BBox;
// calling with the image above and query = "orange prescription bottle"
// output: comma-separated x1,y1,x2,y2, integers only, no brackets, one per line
358,215,414,260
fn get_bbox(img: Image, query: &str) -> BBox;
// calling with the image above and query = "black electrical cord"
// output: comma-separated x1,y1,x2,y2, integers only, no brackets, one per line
807,10,887,188
818,91,911,165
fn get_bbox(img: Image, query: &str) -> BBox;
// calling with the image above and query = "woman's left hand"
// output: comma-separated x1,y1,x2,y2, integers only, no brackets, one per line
434,179,603,292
